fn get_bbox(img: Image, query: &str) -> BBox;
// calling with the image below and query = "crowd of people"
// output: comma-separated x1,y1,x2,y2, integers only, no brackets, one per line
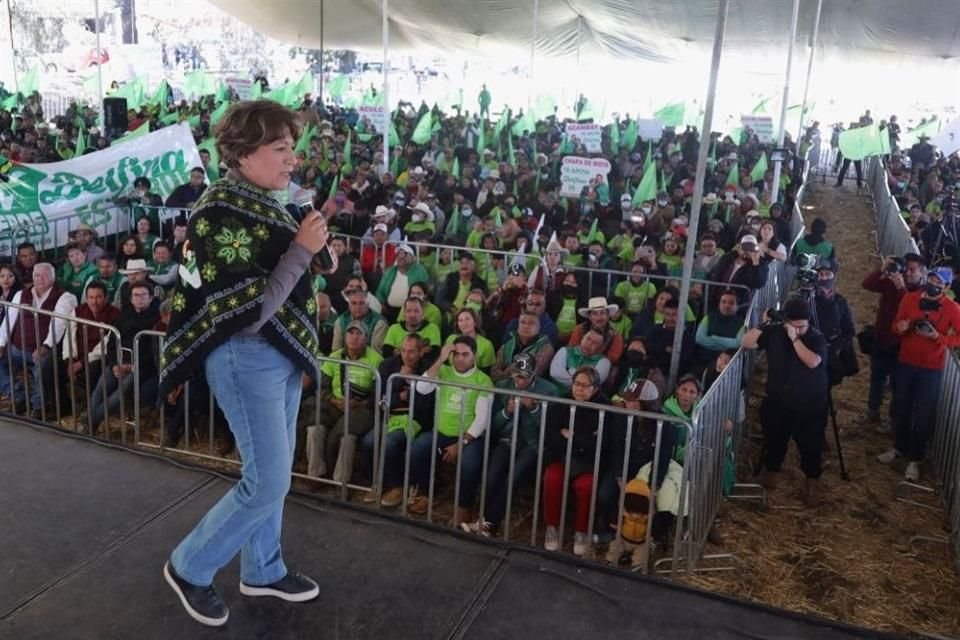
2,79,957,565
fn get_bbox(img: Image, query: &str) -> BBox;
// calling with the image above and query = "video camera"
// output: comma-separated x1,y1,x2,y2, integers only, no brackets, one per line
885,257,905,274
765,308,784,326
793,252,820,287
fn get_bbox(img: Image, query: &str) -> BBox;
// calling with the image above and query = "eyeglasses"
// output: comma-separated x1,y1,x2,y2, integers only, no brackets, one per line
572,380,595,389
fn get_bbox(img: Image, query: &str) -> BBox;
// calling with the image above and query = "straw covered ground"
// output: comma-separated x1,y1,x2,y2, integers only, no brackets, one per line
684,179,960,637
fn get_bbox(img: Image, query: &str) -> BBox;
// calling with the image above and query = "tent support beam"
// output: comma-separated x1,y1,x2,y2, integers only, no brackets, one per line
529,0,538,109
796,0,823,151
382,0,389,177
668,0,730,390
771,0,800,205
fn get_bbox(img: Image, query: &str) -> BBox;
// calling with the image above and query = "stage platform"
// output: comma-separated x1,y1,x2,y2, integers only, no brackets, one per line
0,419,903,640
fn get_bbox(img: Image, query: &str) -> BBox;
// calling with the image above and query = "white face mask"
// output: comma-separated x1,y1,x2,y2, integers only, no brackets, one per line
461,208,473,217
640,206,652,215
657,200,668,207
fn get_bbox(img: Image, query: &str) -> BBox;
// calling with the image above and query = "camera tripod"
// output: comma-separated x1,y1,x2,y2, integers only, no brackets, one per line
797,286,850,481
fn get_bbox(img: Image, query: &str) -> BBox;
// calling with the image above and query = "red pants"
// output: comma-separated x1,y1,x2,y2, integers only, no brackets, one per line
542,462,594,533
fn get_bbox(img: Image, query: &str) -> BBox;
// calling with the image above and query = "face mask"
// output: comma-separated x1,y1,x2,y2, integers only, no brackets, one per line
624,351,647,368
563,284,578,297
640,206,652,215
465,301,482,312
412,213,425,222
582,204,594,216
817,279,835,292
925,284,944,297
657,200,668,207
461,208,473,217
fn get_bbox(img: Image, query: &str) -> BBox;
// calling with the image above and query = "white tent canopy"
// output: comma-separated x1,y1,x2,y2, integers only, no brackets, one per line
209,0,960,62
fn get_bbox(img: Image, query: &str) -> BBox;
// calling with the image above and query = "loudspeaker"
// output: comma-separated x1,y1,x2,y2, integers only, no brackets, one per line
103,97,128,137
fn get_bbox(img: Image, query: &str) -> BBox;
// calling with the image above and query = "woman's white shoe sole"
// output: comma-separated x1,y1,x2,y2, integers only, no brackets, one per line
238,581,320,602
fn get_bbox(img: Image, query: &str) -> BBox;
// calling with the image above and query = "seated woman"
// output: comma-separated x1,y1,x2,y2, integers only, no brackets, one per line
758,221,787,263
443,308,496,373
542,366,623,557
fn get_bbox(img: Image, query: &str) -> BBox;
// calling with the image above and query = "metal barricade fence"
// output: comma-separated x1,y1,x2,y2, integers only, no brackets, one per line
131,329,383,499
866,156,960,571
0,298,126,437
379,371,693,574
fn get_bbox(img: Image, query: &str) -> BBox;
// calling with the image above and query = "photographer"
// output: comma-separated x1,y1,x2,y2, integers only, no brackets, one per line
860,253,926,427
878,268,960,482
742,297,830,507
812,263,857,386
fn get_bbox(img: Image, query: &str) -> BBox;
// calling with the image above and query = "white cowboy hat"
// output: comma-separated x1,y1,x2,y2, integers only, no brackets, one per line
412,202,434,220
373,205,396,222
578,296,619,318
119,259,149,274
702,192,718,205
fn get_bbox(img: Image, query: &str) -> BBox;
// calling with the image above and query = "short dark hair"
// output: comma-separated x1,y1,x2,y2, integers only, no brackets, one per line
129,282,152,297
17,242,36,253
190,166,205,175
664,299,680,310
153,240,172,253
98,252,117,263
65,242,84,254
452,334,477,354
214,100,303,170
84,281,108,297
133,177,151,190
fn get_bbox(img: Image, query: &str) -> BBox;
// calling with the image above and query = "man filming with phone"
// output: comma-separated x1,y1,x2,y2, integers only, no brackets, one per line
878,268,960,482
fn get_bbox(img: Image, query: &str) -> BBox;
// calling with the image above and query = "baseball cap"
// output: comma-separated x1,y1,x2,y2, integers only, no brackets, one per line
373,223,389,234
510,352,537,378
508,262,526,276
346,320,369,337
620,379,659,402
929,267,954,287
739,234,759,251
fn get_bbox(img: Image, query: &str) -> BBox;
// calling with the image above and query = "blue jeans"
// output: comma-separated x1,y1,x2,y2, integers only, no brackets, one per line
893,364,943,462
0,344,46,409
409,431,485,508
480,443,540,530
867,349,898,415
170,336,302,587
362,428,409,489
88,365,158,429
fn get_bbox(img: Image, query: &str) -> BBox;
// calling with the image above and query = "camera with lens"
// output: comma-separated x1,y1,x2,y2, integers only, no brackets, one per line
919,297,942,313
885,257,905,274
793,252,820,287
765,308,784,326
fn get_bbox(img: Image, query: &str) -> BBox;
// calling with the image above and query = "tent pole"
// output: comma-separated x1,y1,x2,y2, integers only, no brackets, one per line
318,0,324,108
529,0,538,110
770,0,800,205
796,0,823,150
5,0,17,94
94,0,104,106
382,0,389,177
667,0,729,389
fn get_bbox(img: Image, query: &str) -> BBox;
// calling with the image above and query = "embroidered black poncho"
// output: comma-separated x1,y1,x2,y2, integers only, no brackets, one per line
158,178,320,394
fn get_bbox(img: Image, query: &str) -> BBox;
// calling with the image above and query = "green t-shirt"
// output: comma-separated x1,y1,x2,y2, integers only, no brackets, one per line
57,261,98,300
383,321,442,350
556,297,579,336
436,365,493,437
93,272,124,303
399,302,443,329
609,314,633,340
320,347,384,400
444,333,496,369
452,280,471,310
614,280,657,315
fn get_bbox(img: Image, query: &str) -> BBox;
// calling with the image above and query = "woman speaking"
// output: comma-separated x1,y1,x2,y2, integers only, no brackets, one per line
159,100,329,627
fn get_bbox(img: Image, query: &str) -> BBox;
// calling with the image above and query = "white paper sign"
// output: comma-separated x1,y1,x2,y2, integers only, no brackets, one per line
931,118,960,158
358,105,388,134
740,115,775,143
566,123,603,153
560,156,612,198
226,77,253,101
636,118,664,141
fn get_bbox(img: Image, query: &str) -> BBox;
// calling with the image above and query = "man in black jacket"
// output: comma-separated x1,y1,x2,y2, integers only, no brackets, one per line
437,253,487,314
812,263,856,385
707,234,770,308
88,282,160,431
164,167,207,210
361,333,434,508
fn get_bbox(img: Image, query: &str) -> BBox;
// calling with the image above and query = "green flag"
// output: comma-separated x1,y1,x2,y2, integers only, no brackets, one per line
586,217,599,243
390,153,399,177
215,82,229,104
532,94,556,121
251,79,263,100
197,137,220,182
726,161,739,187
507,133,516,168
292,71,313,103
623,119,638,151
494,109,510,138
209,100,230,126
148,80,169,108
327,74,349,100
116,121,150,144
751,96,773,115
451,156,460,179
184,70,217,97
114,78,146,111
411,112,434,145
476,122,486,154
389,120,400,147
511,111,536,137
643,140,653,171
1,93,18,110
20,66,40,95
900,119,942,148
160,111,181,126
837,124,890,160
327,174,340,201
341,132,353,174
654,102,685,128
74,130,87,157
294,123,316,155
632,159,658,207
708,141,717,170
609,120,620,154
750,152,769,183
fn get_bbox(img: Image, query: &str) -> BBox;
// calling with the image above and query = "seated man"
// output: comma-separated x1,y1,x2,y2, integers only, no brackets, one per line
461,353,558,538
114,259,151,311
408,337,493,527
437,253,487,317
645,299,695,375
56,243,98,302
373,244,430,323
566,297,626,366
331,288,389,354
491,311,555,382
694,290,745,365
88,282,160,431
57,281,120,412
382,296,441,361
165,166,207,210
501,289,559,345
67,223,105,264
549,328,612,391
305,321,383,482
91,253,124,303
15,242,38,287
0,263,78,416
148,241,179,297
361,333,434,507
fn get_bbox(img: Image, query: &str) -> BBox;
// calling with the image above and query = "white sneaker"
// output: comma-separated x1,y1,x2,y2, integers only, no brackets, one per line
544,526,560,551
459,519,493,538
573,532,589,557
905,462,920,483
876,448,903,464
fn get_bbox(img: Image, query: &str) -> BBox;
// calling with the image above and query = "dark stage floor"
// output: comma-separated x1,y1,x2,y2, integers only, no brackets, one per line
0,419,903,640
